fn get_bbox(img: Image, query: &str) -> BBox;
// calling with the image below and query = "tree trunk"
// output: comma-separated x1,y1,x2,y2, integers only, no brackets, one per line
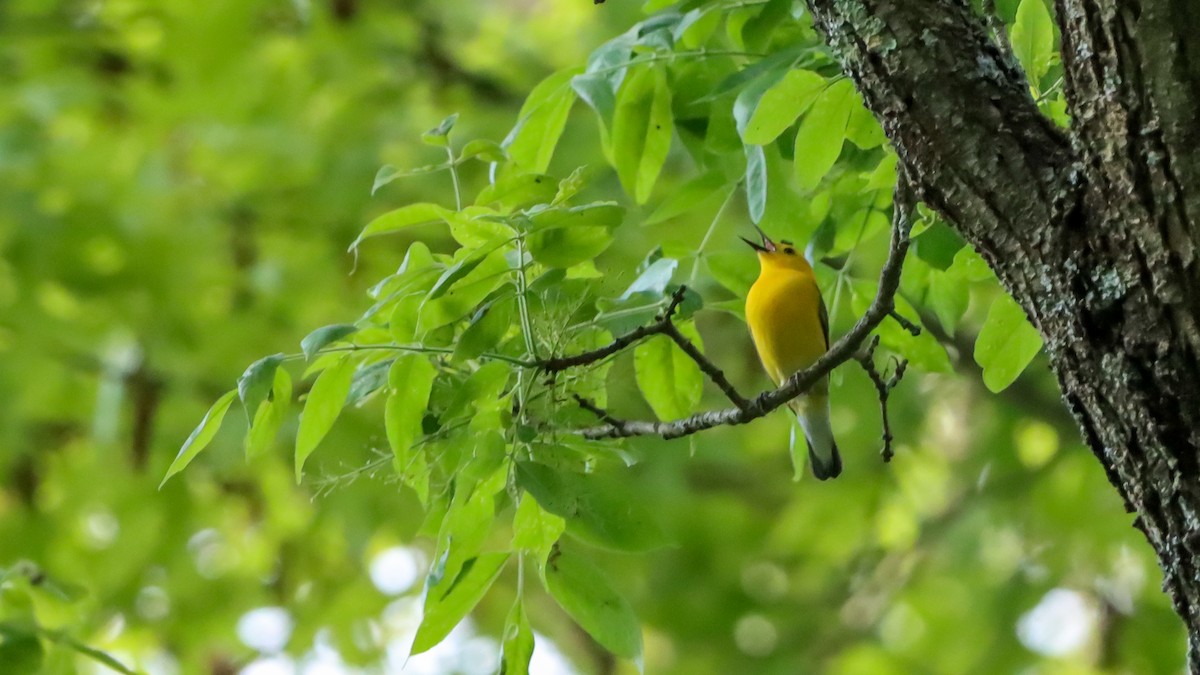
804,0,1200,667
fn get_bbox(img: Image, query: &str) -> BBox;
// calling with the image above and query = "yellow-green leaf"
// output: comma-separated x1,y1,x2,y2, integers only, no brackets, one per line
385,355,436,471
349,203,448,251
612,65,674,205
411,552,510,655
161,390,237,488
742,69,826,145
294,355,357,481
504,68,581,173
245,367,292,460
793,78,855,190
1010,0,1055,83
634,326,704,420
544,546,642,659
975,293,1044,392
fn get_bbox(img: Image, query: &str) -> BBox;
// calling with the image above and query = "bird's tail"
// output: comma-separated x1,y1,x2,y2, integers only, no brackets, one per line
791,396,842,480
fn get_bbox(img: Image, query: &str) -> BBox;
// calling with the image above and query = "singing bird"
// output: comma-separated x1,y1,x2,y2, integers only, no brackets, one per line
743,226,842,480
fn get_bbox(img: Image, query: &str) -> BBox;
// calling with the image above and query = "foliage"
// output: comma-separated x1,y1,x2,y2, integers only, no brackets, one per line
0,0,1184,673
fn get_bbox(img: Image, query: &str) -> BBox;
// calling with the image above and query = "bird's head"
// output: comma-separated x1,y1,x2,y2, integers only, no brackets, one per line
740,225,812,272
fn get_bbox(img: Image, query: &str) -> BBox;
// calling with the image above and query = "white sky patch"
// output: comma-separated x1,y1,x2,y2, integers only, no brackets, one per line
369,546,423,596
531,632,579,675
238,607,295,654
1017,587,1098,657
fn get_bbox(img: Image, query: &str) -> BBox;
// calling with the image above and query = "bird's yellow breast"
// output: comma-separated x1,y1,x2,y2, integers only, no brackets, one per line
746,267,827,386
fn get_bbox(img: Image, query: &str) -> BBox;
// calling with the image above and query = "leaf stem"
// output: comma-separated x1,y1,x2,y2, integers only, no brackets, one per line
690,185,738,285
446,146,462,211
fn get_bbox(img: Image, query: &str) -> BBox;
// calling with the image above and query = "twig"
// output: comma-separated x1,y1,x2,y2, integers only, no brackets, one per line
573,170,916,440
541,286,752,410
854,335,908,462
572,394,629,433
888,309,922,336
662,322,751,410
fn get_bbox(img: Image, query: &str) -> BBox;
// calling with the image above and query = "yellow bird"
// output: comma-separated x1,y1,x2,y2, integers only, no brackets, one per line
743,226,842,480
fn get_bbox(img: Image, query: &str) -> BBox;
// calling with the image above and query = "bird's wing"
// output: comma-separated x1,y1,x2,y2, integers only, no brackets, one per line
818,292,830,350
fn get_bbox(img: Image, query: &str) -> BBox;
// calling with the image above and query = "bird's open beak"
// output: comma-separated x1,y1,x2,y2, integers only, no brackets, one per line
740,225,776,253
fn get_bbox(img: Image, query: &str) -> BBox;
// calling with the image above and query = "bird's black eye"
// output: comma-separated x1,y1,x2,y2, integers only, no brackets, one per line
784,247,795,255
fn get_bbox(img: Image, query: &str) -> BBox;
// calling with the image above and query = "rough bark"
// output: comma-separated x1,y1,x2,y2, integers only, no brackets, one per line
804,0,1200,667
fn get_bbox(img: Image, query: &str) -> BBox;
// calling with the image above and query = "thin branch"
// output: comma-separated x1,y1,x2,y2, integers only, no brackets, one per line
540,286,752,409
575,174,916,440
888,309,922,336
662,321,751,410
855,335,908,462
572,394,630,433
537,288,687,372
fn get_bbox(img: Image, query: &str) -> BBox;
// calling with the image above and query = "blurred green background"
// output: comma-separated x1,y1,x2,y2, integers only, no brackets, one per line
0,0,1185,673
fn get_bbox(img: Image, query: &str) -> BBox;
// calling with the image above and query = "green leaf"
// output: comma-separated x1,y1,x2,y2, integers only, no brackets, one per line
504,68,581,172
346,358,392,405
675,8,720,49
453,298,513,362
411,552,510,655
372,162,455,194
732,65,786,141
927,270,970,333
1010,0,1055,83
527,223,614,269
385,355,436,471
544,546,643,659
421,250,510,331
634,326,704,420
476,173,558,212
444,207,513,248
428,243,504,301
645,171,730,225
349,203,448,251
300,324,359,361
851,282,951,373
524,204,620,268
443,361,511,420
51,631,140,675
948,246,997,282
611,65,674,204
294,355,357,481
845,98,887,149
516,462,667,552
702,44,807,102
245,367,292,460
793,78,855,190
527,202,625,233
0,623,43,675
513,494,566,563
572,28,637,137
499,597,535,675
912,221,965,271
705,250,758,298
237,353,285,422
744,143,767,223
974,293,1044,392
161,390,237,487
863,152,899,192
553,166,588,205
741,0,790,52
742,69,826,145
422,112,459,147
619,257,677,300
459,138,507,164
